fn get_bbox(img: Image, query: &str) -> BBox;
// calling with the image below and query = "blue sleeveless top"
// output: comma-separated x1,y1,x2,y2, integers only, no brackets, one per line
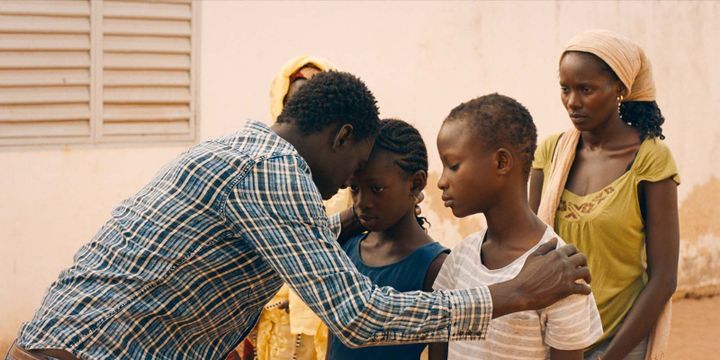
327,233,450,360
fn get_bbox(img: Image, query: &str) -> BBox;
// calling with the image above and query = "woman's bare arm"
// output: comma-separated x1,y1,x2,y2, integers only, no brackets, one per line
600,178,679,359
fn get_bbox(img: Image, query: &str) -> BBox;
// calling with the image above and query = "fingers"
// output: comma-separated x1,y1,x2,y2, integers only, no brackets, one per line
571,282,592,295
574,266,592,284
556,243,579,258
568,252,588,268
532,238,558,256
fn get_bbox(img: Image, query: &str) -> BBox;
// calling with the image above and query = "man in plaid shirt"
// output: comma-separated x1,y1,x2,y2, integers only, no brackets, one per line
9,72,591,360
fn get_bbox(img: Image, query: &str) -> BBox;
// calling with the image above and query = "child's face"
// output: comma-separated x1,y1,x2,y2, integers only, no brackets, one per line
436,119,501,217
349,148,418,232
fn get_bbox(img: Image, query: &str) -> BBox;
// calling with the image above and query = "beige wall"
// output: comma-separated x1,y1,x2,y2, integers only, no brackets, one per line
2,0,718,353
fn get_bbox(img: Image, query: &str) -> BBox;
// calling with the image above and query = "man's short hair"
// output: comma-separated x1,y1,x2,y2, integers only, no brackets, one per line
277,71,380,140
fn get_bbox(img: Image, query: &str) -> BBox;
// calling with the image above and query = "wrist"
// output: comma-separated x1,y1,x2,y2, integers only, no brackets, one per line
488,280,527,318
339,207,356,228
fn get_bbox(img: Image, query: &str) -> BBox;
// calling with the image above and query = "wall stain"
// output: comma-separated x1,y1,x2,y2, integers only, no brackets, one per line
678,177,720,242
676,177,720,298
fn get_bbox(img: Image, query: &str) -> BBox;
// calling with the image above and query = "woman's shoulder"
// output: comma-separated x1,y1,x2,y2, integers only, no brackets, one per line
632,137,681,184
532,132,565,170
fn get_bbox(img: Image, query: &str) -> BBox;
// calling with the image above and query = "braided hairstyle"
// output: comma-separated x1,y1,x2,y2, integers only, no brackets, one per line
374,118,430,229
579,51,666,140
445,93,537,180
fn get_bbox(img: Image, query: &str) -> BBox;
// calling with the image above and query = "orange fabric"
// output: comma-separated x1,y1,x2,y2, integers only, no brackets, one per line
563,29,655,102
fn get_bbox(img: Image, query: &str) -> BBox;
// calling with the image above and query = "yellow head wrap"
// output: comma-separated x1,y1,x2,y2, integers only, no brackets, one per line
563,30,655,101
269,55,336,121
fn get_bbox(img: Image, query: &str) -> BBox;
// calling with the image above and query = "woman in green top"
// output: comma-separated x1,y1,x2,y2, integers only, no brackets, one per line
529,30,680,360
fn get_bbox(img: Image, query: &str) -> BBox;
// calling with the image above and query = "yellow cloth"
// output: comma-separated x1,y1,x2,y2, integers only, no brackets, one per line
534,133,679,357
563,29,655,102
253,54,350,360
253,192,351,360
269,55,336,121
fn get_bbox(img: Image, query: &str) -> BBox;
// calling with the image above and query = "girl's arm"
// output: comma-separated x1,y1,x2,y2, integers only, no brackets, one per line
529,169,544,213
426,253,449,360
337,207,365,244
599,178,679,360
428,342,448,360
550,349,583,360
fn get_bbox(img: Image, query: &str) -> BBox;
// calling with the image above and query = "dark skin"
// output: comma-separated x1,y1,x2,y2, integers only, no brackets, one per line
270,72,594,351
330,144,448,358
30,117,593,360
272,119,374,200
334,135,593,324
348,146,446,288
430,119,585,360
274,65,372,200
276,66,594,327
529,51,679,360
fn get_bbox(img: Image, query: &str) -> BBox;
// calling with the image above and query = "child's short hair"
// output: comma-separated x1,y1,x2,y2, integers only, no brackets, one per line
445,93,537,180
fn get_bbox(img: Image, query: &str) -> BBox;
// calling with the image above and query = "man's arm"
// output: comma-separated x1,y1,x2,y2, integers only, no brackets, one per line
335,207,365,245
225,156,491,347
489,239,591,317
425,253,449,360
226,156,590,347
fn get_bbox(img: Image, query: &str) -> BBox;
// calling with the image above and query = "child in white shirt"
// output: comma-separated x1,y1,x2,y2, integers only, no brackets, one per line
430,94,602,360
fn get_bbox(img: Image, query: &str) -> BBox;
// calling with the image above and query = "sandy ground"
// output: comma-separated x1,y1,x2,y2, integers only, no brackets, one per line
667,296,720,359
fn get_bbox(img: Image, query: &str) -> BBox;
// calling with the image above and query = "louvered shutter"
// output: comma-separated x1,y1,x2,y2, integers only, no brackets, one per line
99,0,196,142
0,0,93,145
0,0,197,146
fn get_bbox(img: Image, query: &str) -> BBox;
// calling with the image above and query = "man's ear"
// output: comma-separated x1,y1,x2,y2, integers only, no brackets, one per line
410,170,428,197
495,148,513,175
332,124,354,151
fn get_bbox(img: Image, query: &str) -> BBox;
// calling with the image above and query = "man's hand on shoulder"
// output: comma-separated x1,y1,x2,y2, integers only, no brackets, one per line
489,238,591,318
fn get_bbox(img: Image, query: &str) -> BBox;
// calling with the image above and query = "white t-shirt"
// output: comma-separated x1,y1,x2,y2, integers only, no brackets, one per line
434,227,603,359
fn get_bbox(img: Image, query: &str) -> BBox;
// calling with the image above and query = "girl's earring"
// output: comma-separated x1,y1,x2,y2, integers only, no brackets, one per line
413,192,424,217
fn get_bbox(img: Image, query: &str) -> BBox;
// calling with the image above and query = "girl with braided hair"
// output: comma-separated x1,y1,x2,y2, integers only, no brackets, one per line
529,30,680,360
326,119,448,360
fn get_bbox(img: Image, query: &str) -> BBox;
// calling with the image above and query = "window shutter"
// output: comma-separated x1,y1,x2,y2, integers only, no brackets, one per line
0,0,93,146
99,0,196,142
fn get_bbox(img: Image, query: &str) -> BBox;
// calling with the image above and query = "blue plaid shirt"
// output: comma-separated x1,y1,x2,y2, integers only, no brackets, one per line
18,121,492,359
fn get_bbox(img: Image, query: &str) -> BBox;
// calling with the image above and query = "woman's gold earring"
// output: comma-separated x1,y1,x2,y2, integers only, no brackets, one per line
617,95,628,124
